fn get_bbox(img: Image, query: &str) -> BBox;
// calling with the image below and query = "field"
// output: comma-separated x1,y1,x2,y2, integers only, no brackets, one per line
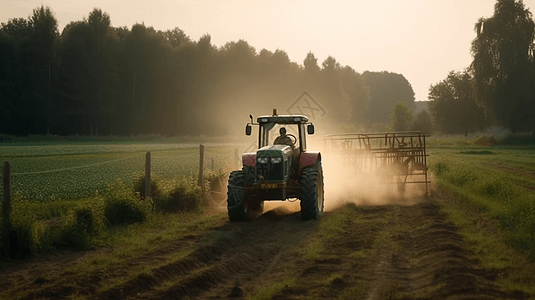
1,137,535,299
428,143,535,257
0,143,238,200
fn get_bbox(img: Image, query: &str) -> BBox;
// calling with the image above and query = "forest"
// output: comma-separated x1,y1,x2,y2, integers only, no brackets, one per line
0,6,418,137
3,0,534,137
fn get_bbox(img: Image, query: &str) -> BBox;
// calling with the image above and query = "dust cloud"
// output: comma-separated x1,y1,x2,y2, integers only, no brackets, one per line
309,136,427,211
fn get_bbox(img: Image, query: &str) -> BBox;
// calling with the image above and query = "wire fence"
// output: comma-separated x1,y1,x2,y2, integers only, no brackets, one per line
0,144,244,201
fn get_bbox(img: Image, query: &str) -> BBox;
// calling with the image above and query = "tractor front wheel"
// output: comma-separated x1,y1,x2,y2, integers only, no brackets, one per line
227,168,257,221
300,162,324,220
227,170,247,221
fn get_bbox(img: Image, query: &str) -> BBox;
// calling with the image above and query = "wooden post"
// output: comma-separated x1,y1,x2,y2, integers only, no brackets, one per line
199,144,204,198
145,152,151,198
2,162,11,257
211,158,214,171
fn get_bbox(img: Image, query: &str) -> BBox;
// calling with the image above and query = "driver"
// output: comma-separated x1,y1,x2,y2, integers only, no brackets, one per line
274,127,294,148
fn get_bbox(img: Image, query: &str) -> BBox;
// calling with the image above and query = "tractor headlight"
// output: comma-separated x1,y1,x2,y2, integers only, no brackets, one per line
257,157,269,164
271,157,282,163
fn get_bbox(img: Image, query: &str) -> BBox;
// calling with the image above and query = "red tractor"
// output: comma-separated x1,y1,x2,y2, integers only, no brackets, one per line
227,110,324,221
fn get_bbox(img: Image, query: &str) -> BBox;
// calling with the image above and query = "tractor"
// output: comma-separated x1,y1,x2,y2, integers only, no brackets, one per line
227,109,324,221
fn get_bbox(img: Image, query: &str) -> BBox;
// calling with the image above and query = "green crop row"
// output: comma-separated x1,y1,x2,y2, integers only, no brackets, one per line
429,154,535,257
0,145,237,201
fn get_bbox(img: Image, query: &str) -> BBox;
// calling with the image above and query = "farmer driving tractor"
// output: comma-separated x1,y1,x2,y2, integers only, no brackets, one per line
274,127,294,148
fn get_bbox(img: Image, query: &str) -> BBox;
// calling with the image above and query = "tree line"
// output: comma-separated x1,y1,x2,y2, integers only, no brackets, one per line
429,0,535,135
0,6,418,137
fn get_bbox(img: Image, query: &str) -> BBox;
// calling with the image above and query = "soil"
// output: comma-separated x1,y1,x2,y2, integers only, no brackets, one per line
487,162,535,179
0,198,529,300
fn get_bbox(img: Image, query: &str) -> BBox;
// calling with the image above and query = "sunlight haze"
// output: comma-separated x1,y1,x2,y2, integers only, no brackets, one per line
3,0,535,101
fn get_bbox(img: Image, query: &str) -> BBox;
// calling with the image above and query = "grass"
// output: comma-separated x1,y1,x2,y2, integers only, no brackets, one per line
1,168,224,258
337,280,366,300
246,275,297,300
0,140,236,258
429,154,535,258
301,203,361,260
426,135,535,296
349,249,372,259
435,189,535,296
459,150,495,154
427,132,535,147
322,272,344,285
3,210,227,300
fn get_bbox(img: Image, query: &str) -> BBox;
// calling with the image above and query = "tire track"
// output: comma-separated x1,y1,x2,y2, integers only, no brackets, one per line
3,198,530,299
101,209,317,300
270,200,527,299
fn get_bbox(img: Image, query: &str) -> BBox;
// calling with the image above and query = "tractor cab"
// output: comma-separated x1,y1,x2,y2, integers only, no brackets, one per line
246,110,315,177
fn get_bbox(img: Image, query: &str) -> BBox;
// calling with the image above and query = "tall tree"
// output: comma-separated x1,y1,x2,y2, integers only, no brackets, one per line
320,56,352,124
1,18,32,39
341,66,370,123
1,18,35,135
471,0,535,133
390,102,413,131
56,21,92,135
29,6,59,134
410,110,434,134
362,71,415,124
303,51,320,74
428,71,488,135
87,8,116,135
161,27,190,48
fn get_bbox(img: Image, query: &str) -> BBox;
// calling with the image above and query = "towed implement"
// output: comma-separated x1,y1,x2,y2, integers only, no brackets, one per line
324,131,430,196
227,110,324,221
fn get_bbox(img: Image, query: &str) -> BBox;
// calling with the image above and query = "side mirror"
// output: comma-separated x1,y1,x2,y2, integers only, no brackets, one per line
307,124,315,135
246,124,252,136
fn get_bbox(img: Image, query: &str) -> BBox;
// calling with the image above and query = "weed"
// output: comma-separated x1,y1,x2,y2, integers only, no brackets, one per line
349,249,372,259
157,176,201,213
103,180,150,226
133,173,163,199
431,161,448,176
337,280,366,299
246,275,296,300
460,150,495,155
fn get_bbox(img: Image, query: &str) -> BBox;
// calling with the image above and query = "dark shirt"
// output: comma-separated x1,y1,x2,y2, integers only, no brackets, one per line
274,135,294,147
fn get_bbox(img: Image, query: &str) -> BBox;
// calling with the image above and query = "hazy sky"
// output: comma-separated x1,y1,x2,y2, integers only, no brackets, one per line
3,0,535,101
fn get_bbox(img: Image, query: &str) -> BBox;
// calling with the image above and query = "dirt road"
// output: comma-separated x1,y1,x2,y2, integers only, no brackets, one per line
0,198,528,299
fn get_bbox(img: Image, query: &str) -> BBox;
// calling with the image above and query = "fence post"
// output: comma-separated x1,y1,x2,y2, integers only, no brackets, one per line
199,144,204,199
211,158,214,171
2,162,11,257
145,152,151,199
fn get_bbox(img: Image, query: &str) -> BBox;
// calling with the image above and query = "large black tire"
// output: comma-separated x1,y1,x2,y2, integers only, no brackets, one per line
227,170,247,221
300,162,324,220
227,167,258,222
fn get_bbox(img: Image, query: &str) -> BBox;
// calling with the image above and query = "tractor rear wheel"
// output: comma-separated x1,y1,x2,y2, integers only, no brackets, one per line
300,162,324,220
